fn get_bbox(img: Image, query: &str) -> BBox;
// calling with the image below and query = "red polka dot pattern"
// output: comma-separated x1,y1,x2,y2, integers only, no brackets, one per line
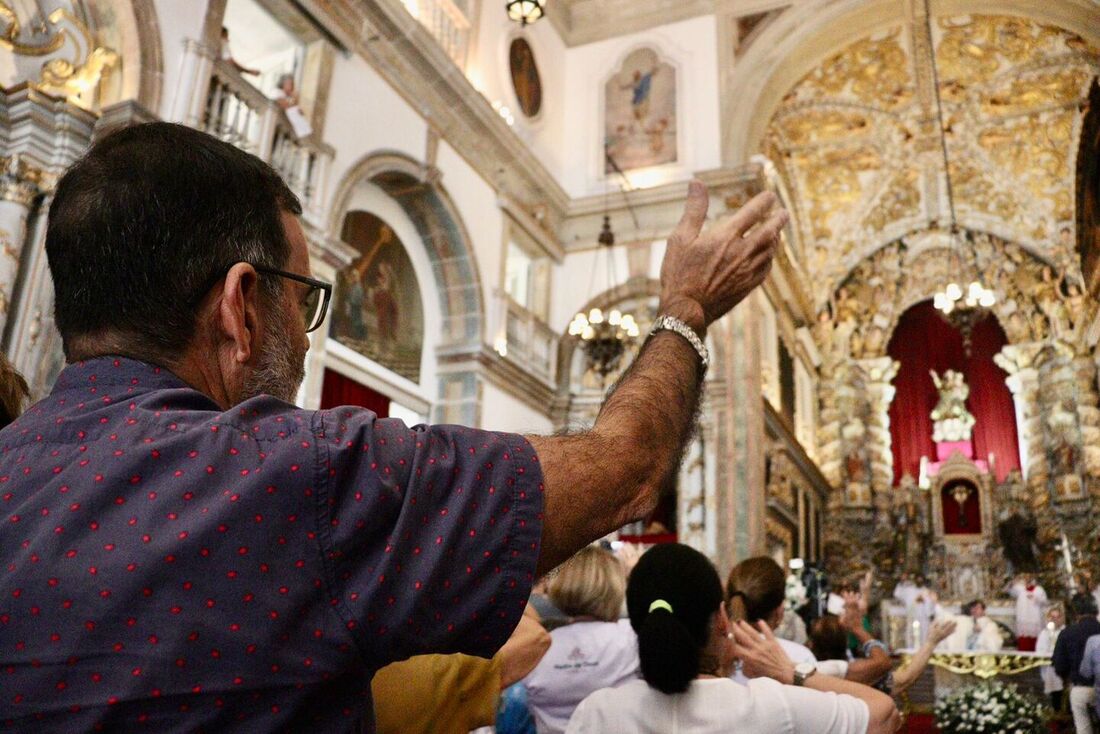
0,358,544,731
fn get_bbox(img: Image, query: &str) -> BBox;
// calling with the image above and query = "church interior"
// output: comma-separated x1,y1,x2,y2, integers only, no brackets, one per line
0,0,1099,730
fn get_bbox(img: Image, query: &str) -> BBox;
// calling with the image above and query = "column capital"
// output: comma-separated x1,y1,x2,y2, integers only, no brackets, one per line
0,154,45,206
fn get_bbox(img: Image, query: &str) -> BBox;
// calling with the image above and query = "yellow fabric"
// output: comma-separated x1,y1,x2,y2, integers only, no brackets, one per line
372,653,502,734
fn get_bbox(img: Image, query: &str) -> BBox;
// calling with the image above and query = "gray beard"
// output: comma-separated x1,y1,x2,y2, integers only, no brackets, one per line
241,305,305,404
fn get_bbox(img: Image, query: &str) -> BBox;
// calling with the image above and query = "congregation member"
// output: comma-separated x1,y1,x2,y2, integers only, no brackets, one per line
806,602,892,686
522,546,638,734
0,354,27,429
371,603,550,734
1054,594,1100,734
1080,626,1100,730
565,543,900,733
1038,605,1067,710
890,618,957,696
726,556,817,685
0,122,787,731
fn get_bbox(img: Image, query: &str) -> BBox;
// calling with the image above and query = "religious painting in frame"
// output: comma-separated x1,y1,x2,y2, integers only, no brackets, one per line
509,37,542,118
333,211,425,383
604,47,677,173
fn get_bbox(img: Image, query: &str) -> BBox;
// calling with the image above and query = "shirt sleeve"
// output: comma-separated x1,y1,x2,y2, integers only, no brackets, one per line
1053,630,1071,677
781,685,870,734
1082,638,1098,680
314,409,544,668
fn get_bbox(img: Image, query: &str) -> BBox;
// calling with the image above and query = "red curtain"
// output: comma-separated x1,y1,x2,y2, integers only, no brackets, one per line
320,369,390,417
887,300,1020,484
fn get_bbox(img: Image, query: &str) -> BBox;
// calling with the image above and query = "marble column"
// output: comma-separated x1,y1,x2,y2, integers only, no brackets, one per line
0,156,42,331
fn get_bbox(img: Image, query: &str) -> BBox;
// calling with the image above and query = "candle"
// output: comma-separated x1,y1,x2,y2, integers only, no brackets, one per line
1047,621,1055,633
912,620,921,647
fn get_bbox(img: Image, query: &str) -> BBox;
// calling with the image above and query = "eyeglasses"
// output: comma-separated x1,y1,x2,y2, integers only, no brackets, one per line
253,266,332,333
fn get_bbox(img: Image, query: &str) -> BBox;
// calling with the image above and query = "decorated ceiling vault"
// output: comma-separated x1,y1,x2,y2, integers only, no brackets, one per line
757,7,1100,595
765,14,1097,309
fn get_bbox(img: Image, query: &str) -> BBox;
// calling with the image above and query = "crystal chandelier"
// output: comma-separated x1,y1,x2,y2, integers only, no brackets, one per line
567,215,640,379
923,0,995,353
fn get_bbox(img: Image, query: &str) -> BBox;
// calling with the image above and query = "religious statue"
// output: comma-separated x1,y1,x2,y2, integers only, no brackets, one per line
997,509,1039,574
930,369,977,443
893,474,929,575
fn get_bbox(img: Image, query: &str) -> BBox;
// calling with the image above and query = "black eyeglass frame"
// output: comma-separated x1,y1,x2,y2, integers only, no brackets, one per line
252,265,333,333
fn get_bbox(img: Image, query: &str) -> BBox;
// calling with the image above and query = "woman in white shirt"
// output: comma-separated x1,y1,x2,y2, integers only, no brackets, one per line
566,543,900,734
725,556,817,684
523,545,638,733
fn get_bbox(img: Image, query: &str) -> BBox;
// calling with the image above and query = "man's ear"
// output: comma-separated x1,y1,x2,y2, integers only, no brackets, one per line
218,262,263,365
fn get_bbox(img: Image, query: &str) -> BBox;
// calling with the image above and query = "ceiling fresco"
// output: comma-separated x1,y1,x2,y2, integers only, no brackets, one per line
764,15,1100,310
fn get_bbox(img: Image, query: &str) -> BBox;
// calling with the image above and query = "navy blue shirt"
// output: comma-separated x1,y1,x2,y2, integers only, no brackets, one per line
0,357,544,732
1053,616,1100,686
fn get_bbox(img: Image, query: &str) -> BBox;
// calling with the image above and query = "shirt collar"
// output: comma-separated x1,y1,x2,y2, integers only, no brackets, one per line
52,355,196,395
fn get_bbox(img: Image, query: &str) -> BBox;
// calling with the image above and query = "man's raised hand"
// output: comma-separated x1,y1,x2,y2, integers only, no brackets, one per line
658,180,789,332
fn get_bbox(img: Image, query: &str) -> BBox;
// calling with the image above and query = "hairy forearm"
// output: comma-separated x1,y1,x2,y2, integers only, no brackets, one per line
529,316,704,576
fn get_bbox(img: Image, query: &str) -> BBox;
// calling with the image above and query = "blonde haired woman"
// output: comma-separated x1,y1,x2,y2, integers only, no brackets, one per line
522,545,637,733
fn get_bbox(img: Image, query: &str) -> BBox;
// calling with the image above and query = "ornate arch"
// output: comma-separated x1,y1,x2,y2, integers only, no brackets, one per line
328,151,485,352
105,0,164,112
817,229,1089,365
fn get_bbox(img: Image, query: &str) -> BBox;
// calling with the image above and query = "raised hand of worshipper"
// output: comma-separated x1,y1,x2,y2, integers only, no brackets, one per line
858,571,873,614
891,618,958,696
732,619,801,684
658,183,786,330
929,618,958,646
529,183,785,574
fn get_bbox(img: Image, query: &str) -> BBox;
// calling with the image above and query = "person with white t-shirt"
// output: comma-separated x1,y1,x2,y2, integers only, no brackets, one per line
566,543,900,734
725,556,817,685
523,546,639,733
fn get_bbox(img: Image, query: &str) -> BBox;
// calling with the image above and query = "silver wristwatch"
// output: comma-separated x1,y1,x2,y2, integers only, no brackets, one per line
793,662,817,686
650,315,709,371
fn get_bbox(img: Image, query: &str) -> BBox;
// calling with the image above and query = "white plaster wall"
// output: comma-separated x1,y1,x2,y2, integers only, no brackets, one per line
321,56,504,353
467,4,568,181
559,15,722,197
480,382,554,433
549,239,666,334
152,0,207,120
321,53,430,214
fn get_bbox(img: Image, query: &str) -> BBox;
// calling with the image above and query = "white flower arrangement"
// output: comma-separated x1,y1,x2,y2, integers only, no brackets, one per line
934,681,1047,734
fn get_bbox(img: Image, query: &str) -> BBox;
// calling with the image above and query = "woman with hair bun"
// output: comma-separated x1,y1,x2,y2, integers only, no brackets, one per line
726,556,817,683
566,543,900,734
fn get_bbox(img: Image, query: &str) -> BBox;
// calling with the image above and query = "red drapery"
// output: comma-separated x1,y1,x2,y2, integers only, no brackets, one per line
320,369,390,417
887,300,1020,484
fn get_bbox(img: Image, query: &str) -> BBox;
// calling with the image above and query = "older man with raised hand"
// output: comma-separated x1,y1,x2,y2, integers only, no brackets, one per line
0,122,786,732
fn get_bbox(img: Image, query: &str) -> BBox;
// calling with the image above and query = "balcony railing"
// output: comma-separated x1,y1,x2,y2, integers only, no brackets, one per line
202,59,332,221
401,0,471,68
498,293,557,384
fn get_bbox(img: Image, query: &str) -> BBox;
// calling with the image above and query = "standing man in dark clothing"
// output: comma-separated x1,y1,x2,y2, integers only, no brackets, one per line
1054,593,1100,733
0,122,787,732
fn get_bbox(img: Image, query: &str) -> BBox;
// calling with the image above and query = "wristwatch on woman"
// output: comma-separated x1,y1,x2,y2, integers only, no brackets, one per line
793,662,817,686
